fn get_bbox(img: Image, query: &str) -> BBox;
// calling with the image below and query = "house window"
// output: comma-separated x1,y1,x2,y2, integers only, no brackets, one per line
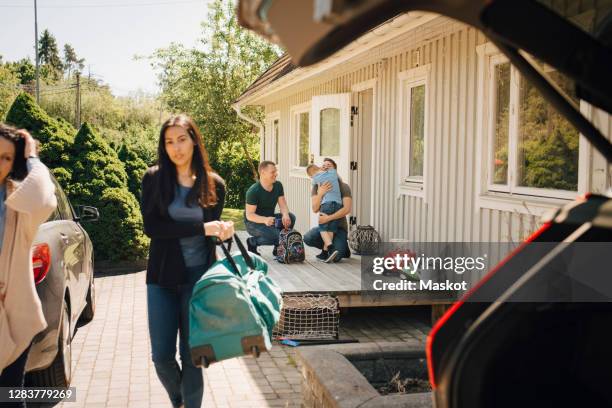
487,56,579,197
297,112,310,166
320,108,340,156
397,64,430,198
290,103,311,169
408,84,425,179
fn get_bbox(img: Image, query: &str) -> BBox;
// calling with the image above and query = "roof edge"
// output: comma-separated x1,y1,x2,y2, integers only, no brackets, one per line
235,12,439,107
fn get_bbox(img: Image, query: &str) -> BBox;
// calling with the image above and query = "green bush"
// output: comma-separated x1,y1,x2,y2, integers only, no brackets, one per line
5,93,74,168
50,167,72,188
69,123,148,260
69,122,128,201
81,187,149,261
118,143,148,199
5,90,151,262
0,65,19,120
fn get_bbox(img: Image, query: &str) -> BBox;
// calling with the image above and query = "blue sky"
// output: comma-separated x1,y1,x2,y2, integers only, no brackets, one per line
0,0,211,96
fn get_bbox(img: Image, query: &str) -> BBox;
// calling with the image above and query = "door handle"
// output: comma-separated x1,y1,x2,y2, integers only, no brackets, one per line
59,233,70,246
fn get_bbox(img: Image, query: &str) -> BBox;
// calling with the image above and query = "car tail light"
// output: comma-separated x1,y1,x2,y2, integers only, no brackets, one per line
425,222,553,389
32,243,51,285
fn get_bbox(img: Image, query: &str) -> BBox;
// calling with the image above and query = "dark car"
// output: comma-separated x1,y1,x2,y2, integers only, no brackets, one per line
237,1,612,407
24,176,98,388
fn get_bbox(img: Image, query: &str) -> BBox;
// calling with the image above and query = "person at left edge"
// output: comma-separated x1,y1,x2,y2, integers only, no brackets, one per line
0,125,57,408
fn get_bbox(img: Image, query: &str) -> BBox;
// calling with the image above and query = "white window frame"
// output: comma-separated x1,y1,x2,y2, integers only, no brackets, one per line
475,43,589,216
265,111,280,163
289,101,311,179
397,64,430,199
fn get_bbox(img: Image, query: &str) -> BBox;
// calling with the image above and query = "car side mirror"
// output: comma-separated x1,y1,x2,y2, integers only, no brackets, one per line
76,205,99,222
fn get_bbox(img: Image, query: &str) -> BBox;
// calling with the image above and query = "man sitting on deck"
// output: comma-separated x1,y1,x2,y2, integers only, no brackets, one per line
244,161,296,256
303,158,352,262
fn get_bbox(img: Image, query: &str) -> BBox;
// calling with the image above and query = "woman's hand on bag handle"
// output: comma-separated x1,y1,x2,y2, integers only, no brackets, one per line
204,220,235,241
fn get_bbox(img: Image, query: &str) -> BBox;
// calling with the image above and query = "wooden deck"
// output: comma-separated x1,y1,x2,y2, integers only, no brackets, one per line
235,232,454,309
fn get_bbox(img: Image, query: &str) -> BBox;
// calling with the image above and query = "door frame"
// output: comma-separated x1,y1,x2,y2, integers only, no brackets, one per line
265,111,280,163
351,79,377,228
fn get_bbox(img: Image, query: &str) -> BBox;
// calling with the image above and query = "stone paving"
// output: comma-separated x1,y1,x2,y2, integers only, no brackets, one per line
57,270,430,408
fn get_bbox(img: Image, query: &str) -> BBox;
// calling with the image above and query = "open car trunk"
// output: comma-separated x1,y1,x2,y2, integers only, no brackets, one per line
429,195,612,407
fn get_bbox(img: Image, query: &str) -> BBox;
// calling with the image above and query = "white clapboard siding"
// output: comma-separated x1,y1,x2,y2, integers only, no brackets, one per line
259,15,611,243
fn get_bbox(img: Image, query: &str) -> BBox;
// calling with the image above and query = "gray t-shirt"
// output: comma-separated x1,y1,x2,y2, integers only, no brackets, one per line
168,185,208,268
311,180,352,231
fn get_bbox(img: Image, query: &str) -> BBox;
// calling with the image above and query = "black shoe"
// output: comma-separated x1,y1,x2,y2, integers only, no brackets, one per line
324,246,339,263
316,250,328,261
272,245,278,257
247,237,260,256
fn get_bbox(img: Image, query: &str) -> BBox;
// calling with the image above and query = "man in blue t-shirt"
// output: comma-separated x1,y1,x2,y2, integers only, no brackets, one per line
306,163,343,262
244,161,296,255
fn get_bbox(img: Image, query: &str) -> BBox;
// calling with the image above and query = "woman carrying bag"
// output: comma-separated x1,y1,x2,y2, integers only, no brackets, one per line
0,124,57,404
140,114,234,408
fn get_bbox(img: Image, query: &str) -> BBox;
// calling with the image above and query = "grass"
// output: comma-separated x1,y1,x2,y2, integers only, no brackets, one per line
221,208,245,231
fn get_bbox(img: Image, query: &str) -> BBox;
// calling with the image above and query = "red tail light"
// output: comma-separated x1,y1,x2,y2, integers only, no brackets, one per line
426,222,553,389
32,243,51,285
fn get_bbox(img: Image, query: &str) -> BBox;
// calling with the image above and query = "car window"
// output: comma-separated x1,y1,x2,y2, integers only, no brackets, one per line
46,207,62,223
57,187,74,221
51,177,74,221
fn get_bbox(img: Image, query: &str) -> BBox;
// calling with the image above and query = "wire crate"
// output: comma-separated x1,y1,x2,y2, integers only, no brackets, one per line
273,294,340,340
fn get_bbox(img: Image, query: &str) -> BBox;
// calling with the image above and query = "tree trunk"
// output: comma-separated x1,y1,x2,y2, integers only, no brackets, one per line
237,130,259,181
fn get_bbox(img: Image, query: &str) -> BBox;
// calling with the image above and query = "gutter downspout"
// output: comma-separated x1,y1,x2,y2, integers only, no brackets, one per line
232,102,261,181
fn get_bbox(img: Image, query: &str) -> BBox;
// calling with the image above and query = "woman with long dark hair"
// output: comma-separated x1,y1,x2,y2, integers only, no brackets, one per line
140,114,233,408
0,124,57,406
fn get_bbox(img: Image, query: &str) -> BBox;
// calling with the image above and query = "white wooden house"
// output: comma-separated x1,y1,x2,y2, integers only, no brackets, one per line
233,12,612,244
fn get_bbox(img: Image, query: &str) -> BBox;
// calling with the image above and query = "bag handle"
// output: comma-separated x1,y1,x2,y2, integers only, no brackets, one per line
215,234,256,276
232,234,256,269
216,238,242,277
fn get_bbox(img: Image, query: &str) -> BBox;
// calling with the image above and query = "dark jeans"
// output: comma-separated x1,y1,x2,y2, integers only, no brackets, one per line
319,202,343,232
147,265,207,408
244,212,296,247
0,343,31,408
304,227,351,259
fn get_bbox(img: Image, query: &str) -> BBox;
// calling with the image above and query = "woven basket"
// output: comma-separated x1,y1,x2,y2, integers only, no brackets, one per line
348,225,381,255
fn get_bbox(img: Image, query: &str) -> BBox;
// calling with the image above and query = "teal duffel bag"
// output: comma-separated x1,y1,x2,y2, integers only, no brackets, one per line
189,234,283,368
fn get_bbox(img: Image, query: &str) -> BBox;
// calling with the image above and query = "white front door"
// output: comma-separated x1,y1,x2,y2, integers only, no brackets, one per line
309,93,350,228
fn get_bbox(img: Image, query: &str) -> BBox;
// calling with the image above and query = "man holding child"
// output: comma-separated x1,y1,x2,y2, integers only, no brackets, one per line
304,158,352,263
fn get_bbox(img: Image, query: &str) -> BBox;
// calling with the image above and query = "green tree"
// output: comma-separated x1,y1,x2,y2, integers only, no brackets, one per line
151,0,281,207
63,43,85,78
5,58,36,85
5,93,74,169
38,29,63,81
118,143,148,199
0,65,20,119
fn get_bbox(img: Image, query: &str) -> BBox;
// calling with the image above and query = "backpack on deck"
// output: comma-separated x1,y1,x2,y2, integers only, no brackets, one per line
275,228,305,264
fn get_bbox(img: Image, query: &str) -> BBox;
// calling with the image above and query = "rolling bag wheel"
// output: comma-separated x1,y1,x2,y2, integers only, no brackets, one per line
251,346,260,358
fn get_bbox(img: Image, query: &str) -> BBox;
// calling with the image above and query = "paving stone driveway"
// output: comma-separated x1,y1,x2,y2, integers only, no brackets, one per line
58,270,429,408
